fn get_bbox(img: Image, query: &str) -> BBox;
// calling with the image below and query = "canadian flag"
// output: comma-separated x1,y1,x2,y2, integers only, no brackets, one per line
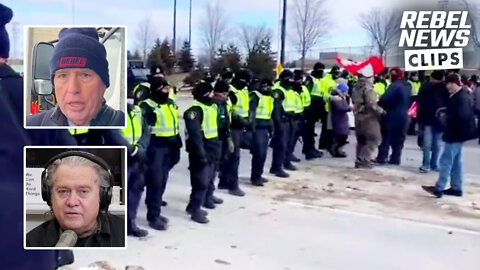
335,56,385,77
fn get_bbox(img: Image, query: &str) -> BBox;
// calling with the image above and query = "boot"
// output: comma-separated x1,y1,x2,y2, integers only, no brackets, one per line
127,221,148,237
191,210,209,224
290,154,301,162
148,218,167,231
211,195,224,204
274,169,289,178
228,187,246,197
284,163,297,171
251,179,264,186
203,199,216,209
186,204,208,216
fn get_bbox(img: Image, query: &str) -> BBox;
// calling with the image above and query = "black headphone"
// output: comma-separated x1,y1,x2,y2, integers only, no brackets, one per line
41,151,114,212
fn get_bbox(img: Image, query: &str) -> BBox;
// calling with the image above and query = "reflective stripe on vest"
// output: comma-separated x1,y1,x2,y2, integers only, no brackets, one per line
121,105,143,145
273,82,296,113
69,128,89,135
193,100,218,139
230,85,249,118
301,85,311,108
142,99,179,137
252,91,273,120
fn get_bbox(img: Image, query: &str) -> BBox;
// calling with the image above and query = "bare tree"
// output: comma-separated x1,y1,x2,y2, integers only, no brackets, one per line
136,16,155,66
240,24,272,54
459,0,480,48
359,9,399,64
289,0,330,70
199,1,228,67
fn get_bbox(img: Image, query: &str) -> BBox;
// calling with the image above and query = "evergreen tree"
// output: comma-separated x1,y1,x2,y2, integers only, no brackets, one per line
246,36,276,80
211,44,242,75
147,38,176,74
178,41,195,73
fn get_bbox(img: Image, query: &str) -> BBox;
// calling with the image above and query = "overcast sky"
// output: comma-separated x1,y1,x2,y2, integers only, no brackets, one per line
3,0,454,61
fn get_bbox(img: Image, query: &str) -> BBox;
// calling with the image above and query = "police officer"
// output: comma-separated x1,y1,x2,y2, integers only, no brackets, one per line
184,82,221,223
219,70,251,196
202,80,232,209
249,79,274,186
121,94,151,237
304,63,325,159
270,70,297,177
139,76,182,230
288,70,309,163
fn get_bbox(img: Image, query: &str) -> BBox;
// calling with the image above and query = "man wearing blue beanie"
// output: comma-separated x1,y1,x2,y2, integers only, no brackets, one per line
27,27,125,127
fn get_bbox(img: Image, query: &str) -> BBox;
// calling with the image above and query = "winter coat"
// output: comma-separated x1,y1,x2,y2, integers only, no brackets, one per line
473,85,480,113
352,76,384,142
443,87,476,143
417,80,449,130
329,91,351,137
378,79,411,131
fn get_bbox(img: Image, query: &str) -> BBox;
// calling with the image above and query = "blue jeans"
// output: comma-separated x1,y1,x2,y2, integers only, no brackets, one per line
421,125,442,170
435,142,464,191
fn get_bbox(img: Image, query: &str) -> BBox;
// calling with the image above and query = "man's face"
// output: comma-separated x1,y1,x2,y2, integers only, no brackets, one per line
446,82,460,94
51,164,100,238
54,68,107,126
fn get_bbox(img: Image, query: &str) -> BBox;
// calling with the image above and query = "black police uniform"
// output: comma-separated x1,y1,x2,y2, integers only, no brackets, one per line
140,97,182,229
249,90,273,185
184,100,221,223
269,81,293,177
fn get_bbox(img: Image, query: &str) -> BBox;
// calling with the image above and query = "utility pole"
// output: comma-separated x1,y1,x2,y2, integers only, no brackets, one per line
189,0,192,46
173,0,177,57
280,0,287,66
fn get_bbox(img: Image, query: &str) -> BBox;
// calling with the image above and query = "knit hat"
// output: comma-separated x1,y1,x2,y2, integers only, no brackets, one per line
214,80,229,93
0,4,13,58
430,70,444,81
445,73,461,85
193,82,213,99
149,76,169,92
337,83,349,93
50,28,109,87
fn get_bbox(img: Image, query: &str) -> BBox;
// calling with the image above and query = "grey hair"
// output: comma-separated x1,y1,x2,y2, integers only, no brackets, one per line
45,155,110,189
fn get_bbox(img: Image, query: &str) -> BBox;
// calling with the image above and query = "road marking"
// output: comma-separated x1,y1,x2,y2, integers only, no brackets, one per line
284,201,480,236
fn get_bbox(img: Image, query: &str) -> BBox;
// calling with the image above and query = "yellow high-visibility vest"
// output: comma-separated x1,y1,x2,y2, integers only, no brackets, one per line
193,100,218,139
252,91,273,120
409,81,421,96
301,85,311,108
311,77,323,97
273,82,296,113
69,128,89,135
141,99,179,137
320,73,336,112
169,90,176,101
293,91,303,114
121,105,143,145
373,82,386,97
230,85,249,118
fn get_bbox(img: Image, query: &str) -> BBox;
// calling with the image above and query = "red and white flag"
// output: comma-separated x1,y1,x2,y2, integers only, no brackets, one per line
335,56,385,77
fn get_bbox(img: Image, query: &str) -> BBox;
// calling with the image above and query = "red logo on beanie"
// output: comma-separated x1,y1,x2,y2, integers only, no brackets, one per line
58,57,87,67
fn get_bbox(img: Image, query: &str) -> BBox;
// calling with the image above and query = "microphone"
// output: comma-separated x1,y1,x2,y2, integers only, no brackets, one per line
55,230,78,247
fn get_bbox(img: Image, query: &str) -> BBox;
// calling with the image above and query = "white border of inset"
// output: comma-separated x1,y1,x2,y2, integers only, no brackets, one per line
23,145,128,250
23,25,128,129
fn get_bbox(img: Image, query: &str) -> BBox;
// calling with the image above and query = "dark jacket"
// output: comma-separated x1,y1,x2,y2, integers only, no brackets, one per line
417,80,449,130
443,87,476,143
215,99,231,141
26,100,125,126
26,213,125,247
473,85,480,113
329,92,351,137
379,79,411,129
0,64,76,269
184,103,221,163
